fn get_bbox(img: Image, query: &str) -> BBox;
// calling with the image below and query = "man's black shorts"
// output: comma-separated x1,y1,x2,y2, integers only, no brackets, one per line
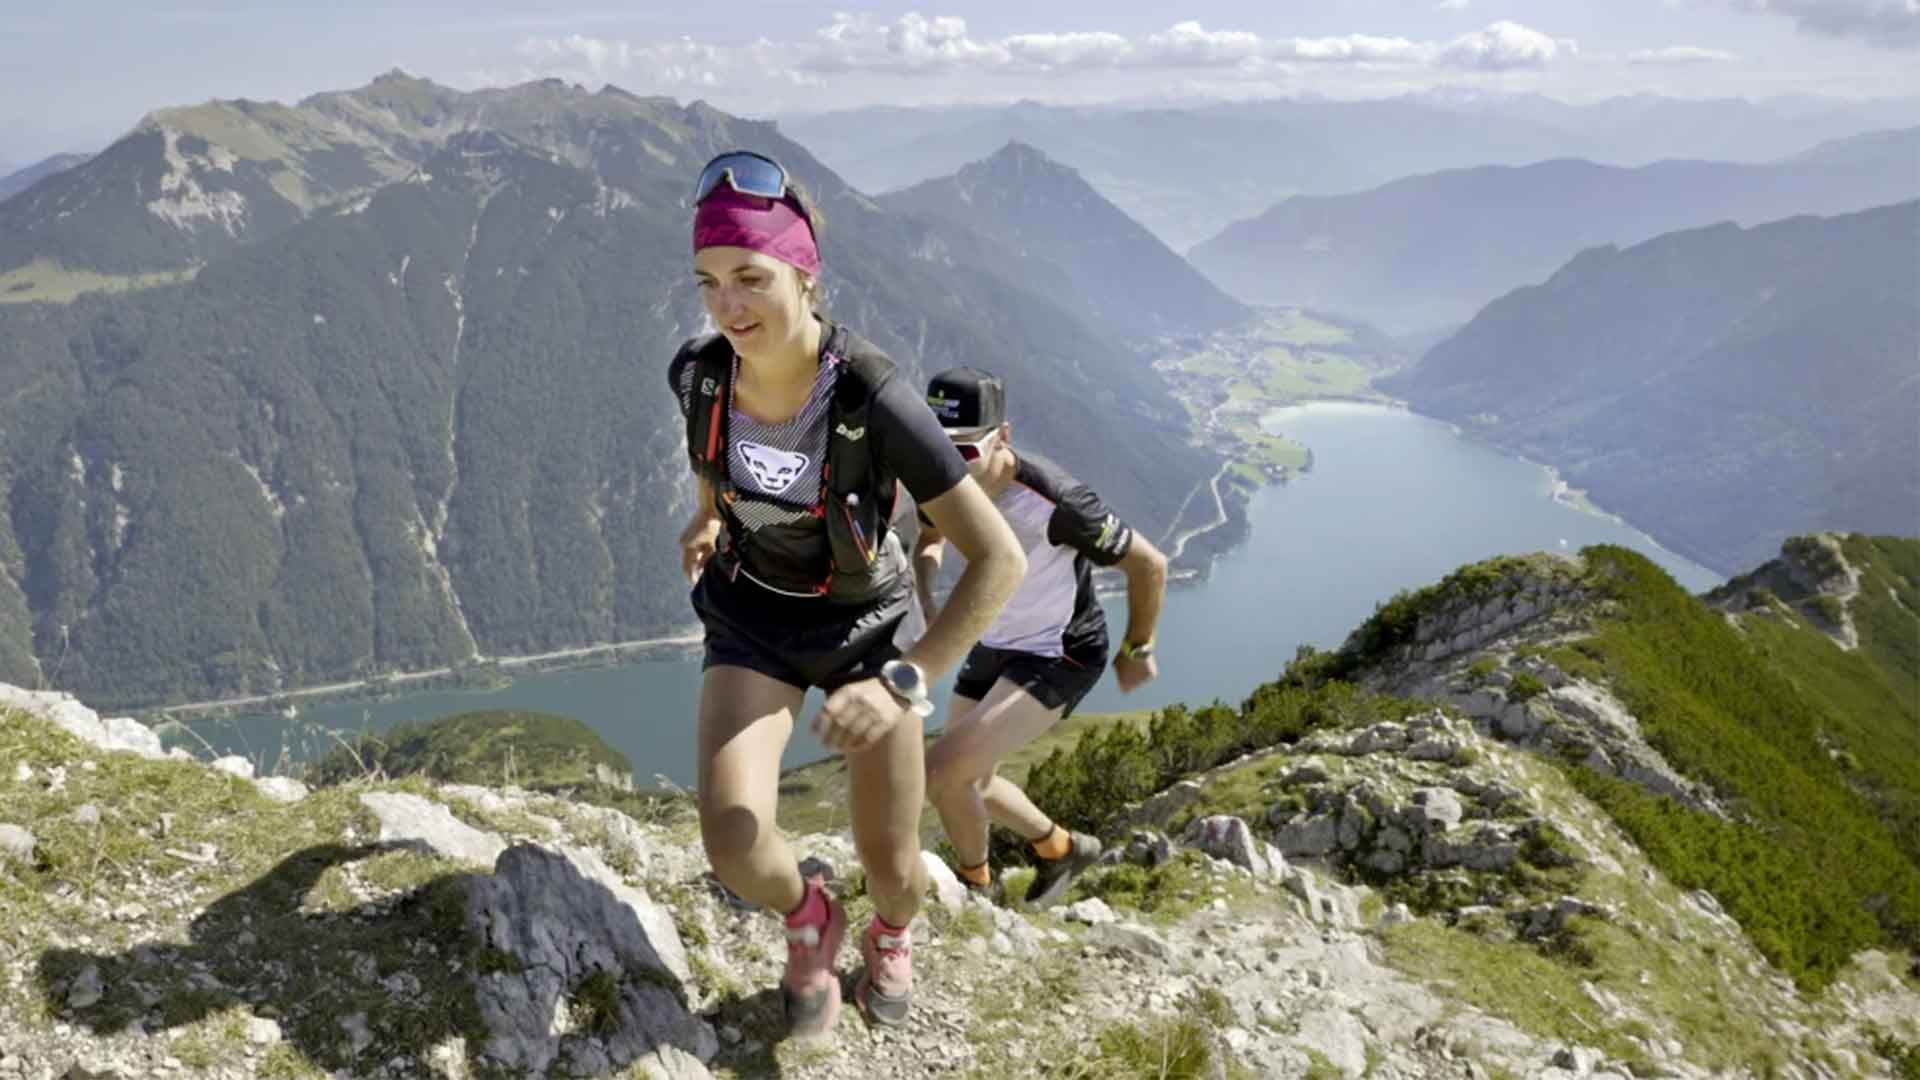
691,564,907,692
952,635,1108,718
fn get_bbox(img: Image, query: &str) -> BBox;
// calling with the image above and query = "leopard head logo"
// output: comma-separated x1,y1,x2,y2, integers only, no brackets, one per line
737,441,809,496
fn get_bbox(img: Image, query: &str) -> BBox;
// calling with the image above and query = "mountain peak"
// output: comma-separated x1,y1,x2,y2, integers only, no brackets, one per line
961,140,1074,190
991,139,1049,162
880,142,1247,339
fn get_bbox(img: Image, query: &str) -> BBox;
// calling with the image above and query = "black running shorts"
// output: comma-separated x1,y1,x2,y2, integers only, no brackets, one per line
690,563,908,692
951,636,1108,719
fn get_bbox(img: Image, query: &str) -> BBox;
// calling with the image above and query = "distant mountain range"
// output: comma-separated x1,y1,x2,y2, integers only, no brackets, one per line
1190,127,1920,333
0,72,1218,708
1381,200,1919,575
0,153,92,205
780,93,1919,250
879,141,1246,341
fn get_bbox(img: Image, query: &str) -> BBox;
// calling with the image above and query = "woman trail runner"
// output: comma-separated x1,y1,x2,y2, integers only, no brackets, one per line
669,151,1025,1036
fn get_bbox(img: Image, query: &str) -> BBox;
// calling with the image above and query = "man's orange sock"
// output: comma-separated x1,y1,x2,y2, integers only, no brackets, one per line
957,860,992,888
1031,824,1071,861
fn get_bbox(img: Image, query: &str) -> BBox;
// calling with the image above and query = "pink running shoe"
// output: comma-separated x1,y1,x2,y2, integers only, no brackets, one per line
854,916,913,1026
781,874,847,1039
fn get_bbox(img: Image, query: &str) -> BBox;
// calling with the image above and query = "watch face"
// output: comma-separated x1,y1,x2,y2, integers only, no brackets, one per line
885,660,922,694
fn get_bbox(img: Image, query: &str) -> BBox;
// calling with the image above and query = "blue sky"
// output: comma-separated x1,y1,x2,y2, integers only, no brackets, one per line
2,1,1917,163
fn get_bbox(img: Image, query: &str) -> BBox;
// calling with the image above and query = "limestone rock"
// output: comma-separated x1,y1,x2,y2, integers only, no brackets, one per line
0,824,37,862
1182,814,1283,879
1124,830,1174,869
1120,780,1204,830
1272,812,1339,857
921,850,967,913
466,844,712,1074
1064,898,1118,926
359,791,507,866
253,777,309,804
1406,788,1463,834
0,686,162,759
1093,921,1172,961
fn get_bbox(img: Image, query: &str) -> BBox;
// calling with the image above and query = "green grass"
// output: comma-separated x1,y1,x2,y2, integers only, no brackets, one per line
965,951,1088,1075
1066,851,1263,924
1226,462,1267,491
1507,672,1546,703
1253,352,1376,401
1243,430,1311,471
1190,339,1379,410
1037,988,1248,1080
1261,309,1352,347
0,258,197,304
1553,544,1920,990
0,709,527,1075
305,709,633,790
1382,921,1638,1062
1303,1049,1343,1080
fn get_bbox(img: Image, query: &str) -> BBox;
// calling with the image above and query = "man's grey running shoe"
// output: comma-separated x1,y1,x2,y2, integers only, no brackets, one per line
1023,831,1102,909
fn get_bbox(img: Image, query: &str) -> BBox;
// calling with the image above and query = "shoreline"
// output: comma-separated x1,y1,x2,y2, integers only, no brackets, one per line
148,627,705,722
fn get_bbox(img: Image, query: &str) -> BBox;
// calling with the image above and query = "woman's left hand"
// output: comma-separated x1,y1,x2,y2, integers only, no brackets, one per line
812,677,905,754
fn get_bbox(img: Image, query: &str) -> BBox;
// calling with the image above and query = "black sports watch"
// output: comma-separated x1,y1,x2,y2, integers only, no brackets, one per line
879,659,935,717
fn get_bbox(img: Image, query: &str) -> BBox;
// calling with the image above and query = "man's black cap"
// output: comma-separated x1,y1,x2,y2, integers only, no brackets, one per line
925,367,1006,438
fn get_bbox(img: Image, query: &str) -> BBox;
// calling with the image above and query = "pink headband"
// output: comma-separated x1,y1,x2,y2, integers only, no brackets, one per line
692,186,821,277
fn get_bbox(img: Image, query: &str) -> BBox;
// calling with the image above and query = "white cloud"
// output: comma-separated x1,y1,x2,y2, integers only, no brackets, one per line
1626,45,1739,63
1002,31,1134,70
803,12,1009,72
1730,0,1920,47
491,16,1578,97
1143,21,1268,66
1272,33,1431,64
1437,20,1578,70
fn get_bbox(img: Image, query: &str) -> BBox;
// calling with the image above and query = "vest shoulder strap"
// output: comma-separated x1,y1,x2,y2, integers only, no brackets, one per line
676,334,735,486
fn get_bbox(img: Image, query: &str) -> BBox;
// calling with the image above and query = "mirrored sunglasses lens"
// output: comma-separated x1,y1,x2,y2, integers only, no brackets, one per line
694,154,787,203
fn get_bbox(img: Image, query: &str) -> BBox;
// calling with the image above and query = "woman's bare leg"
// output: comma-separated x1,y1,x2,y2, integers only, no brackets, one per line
697,665,807,913
845,695,929,928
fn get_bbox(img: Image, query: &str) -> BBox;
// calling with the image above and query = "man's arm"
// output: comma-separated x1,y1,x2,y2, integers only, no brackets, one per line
1111,532,1167,692
1116,532,1168,652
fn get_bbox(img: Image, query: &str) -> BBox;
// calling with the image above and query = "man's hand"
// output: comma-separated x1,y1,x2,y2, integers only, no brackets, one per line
1114,654,1158,693
680,515,721,583
812,677,907,754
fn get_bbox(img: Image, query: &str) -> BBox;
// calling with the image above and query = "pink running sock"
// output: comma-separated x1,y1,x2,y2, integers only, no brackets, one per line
785,881,828,929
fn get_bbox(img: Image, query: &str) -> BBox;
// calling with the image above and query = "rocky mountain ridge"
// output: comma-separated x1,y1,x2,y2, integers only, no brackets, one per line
2,537,1917,1078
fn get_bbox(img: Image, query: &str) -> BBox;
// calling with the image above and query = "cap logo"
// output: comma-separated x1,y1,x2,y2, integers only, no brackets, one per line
927,392,962,420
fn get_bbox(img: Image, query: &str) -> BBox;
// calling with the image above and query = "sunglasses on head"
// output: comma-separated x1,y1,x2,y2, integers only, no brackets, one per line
952,431,996,462
693,150,793,207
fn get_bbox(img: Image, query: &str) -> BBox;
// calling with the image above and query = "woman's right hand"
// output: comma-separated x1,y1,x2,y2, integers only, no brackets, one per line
680,514,722,583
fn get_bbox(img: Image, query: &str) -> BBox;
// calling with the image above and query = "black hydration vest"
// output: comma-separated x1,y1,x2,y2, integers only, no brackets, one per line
672,321,905,604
